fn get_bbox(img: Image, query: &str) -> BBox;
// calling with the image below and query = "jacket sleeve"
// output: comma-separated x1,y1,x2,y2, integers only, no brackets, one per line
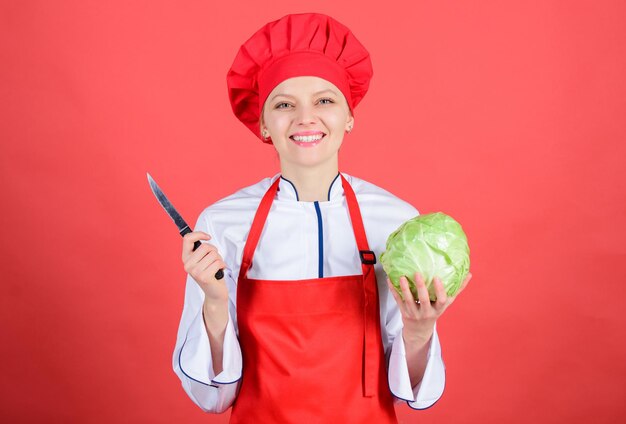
384,287,446,409
172,214,242,413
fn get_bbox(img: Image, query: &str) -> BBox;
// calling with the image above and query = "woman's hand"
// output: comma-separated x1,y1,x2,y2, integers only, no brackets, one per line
387,272,472,344
182,231,229,304
387,272,472,387
182,231,229,374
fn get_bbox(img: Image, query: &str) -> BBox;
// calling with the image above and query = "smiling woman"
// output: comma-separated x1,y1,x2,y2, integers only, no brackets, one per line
261,77,353,199
172,12,471,423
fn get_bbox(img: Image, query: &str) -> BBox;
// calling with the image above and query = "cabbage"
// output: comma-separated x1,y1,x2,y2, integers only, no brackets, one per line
380,212,470,301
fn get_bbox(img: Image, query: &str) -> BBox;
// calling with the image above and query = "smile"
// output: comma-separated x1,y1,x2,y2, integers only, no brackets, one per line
289,132,325,147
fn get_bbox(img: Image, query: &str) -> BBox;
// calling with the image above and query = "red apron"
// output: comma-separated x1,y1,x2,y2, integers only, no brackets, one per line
230,175,397,423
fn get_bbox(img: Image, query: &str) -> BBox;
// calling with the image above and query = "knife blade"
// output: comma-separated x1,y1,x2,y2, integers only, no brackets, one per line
147,172,224,280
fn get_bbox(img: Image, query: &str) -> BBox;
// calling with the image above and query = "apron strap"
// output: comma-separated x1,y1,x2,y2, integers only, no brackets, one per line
340,175,376,269
239,177,281,280
340,174,380,397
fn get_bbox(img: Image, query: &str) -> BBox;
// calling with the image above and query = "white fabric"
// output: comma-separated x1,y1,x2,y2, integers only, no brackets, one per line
173,173,446,413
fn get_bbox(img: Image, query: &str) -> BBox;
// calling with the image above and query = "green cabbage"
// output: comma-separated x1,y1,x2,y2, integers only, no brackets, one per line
380,212,470,301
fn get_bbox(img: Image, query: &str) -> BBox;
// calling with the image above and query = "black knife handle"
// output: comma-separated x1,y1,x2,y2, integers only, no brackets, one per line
181,227,224,280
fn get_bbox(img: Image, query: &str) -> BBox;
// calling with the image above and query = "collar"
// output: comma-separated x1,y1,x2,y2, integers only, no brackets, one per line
275,173,344,202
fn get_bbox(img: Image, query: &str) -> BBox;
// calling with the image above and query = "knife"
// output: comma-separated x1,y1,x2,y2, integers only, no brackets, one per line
147,173,224,280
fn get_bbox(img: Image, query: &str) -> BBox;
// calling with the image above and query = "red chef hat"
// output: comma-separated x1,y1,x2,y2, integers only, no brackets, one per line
227,13,373,142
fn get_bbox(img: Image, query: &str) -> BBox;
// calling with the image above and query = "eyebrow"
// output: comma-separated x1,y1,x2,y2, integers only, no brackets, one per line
269,89,338,102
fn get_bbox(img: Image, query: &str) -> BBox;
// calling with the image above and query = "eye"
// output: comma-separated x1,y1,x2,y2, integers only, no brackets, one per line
274,102,292,109
318,97,335,105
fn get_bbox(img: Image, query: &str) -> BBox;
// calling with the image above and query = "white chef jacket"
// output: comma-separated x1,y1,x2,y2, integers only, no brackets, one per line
173,173,446,413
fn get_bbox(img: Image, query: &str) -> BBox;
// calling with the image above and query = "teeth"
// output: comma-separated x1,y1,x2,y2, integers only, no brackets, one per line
292,134,323,142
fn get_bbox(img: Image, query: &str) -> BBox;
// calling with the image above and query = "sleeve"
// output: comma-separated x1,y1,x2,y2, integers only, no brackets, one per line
384,287,446,409
172,213,242,413
387,323,446,409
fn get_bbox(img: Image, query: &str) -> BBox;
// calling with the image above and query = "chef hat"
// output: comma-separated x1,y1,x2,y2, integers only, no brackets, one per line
227,13,373,142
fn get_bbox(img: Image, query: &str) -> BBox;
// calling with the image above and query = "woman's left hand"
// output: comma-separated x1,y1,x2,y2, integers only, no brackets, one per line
387,272,472,344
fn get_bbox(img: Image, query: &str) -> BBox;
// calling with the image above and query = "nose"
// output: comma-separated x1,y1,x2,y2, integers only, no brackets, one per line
295,104,317,126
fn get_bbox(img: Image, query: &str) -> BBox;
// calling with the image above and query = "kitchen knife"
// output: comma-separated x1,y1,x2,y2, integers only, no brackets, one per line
147,173,224,280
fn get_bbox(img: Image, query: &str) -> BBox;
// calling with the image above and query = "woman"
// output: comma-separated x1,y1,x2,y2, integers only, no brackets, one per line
173,13,471,423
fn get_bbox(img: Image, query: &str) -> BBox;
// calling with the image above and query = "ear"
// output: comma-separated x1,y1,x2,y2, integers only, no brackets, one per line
346,113,355,132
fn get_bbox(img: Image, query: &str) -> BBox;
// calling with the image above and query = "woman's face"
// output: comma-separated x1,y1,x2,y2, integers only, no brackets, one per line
261,76,354,170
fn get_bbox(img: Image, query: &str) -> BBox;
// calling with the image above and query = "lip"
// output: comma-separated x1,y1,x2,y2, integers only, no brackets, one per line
289,133,326,147
289,131,326,147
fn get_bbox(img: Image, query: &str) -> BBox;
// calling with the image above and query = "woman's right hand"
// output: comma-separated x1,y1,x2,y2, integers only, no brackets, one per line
182,231,229,304
182,231,229,371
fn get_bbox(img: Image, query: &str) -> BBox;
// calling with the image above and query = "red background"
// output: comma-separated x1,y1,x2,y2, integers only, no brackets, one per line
1,1,625,422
